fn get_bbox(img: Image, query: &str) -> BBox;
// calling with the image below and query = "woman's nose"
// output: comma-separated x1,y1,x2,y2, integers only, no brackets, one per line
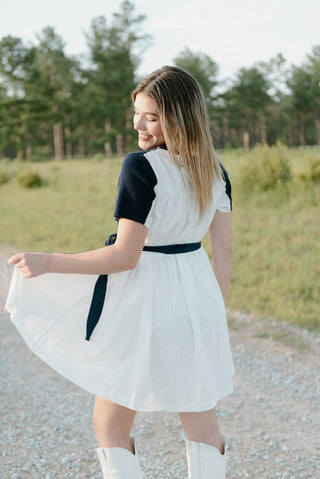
134,115,145,130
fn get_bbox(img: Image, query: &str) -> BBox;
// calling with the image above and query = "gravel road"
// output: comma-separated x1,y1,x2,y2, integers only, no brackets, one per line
1,250,319,479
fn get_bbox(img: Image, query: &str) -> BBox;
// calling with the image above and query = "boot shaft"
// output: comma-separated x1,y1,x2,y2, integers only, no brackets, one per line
185,435,227,479
96,437,143,479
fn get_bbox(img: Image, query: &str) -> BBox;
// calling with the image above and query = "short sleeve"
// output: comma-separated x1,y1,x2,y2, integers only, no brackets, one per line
217,164,232,212
113,152,158,225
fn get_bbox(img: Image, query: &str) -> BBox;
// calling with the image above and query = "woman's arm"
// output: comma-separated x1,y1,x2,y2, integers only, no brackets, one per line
8,218,148,278
208,211,233,301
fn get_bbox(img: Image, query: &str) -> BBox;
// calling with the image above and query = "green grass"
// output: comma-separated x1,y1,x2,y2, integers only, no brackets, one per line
221,147,320,331
0,148,319,331
0,159,121,252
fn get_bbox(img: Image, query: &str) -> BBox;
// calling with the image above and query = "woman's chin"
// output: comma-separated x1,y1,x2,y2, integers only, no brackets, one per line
138,139,152,150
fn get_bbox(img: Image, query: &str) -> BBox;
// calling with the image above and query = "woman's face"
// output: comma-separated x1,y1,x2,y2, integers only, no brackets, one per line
133,93,165,150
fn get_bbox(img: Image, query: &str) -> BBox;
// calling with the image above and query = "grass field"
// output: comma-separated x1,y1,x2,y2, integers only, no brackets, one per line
0,147,319,331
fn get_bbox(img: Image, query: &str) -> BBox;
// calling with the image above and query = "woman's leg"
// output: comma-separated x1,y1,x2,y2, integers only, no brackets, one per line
179,408,225,454
93,396,137,453
93,397,142,478
180,408,227,479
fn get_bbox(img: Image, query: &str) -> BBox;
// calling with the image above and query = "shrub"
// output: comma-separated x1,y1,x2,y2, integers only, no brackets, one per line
238,144,292,192
18,170,43,188
0,170,9,185
294,152,320,183
92,153,105,162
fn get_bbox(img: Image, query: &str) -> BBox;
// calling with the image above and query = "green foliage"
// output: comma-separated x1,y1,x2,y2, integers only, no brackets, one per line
219,66,273,146
92,153,106,162
294,152,320,183
222,149,320,331
84,0,151,156
231,67,272,113
0,10,319,155
17,170,43,188
0,159,120,252
0,1,149,160
238,144,292,192
0,35,28,95
173,47,218,101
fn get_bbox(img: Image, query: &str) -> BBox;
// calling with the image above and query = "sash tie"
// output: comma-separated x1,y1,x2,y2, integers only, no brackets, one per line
85,234,201,341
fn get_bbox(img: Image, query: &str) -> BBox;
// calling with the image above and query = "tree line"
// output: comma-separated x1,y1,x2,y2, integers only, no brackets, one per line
0,0,319,160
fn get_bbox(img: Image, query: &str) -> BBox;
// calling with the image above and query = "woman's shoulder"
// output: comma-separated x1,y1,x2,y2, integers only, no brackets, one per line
122,147,163,167
122,146,170,178
123,149,146,165
120,150,158,185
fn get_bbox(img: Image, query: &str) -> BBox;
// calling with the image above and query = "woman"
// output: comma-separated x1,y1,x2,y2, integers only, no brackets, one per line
6,66,234,479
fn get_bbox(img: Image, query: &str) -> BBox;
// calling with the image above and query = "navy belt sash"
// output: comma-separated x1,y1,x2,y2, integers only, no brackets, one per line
85,234,201,341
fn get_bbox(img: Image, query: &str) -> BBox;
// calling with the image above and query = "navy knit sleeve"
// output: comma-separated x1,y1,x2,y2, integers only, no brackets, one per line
113,152,158,225
218,164,232,211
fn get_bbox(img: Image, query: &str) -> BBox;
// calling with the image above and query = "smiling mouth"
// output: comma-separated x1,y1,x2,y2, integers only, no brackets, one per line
139,134,152,140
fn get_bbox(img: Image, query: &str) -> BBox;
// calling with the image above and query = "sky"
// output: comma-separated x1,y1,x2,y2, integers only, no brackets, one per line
1,0,320,81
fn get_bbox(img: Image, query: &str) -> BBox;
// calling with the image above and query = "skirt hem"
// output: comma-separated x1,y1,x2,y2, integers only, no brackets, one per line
9,316,234,413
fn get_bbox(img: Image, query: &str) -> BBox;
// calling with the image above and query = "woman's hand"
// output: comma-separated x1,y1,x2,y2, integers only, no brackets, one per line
8,252,51,278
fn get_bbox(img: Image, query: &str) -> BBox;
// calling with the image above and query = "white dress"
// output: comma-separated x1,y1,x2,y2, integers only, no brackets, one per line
6,147,234,412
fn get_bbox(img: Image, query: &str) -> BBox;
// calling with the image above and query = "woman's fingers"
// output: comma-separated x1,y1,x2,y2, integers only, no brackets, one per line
8,252,48,278
8,253,25,265
8,252,30,278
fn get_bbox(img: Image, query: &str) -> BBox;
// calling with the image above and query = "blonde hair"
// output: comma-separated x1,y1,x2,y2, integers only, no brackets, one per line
132,65,222,217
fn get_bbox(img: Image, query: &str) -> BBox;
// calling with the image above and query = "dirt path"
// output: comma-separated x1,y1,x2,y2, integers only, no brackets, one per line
1,250,319,478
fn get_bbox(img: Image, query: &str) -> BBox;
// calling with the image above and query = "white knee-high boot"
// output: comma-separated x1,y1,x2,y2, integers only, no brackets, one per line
96,437,143,479
185,435,227,479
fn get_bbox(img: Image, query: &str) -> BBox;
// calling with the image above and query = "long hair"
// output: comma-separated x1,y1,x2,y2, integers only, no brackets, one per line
132,65,222,217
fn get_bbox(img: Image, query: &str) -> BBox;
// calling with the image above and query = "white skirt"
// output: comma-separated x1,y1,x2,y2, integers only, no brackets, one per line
5,248,234,412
